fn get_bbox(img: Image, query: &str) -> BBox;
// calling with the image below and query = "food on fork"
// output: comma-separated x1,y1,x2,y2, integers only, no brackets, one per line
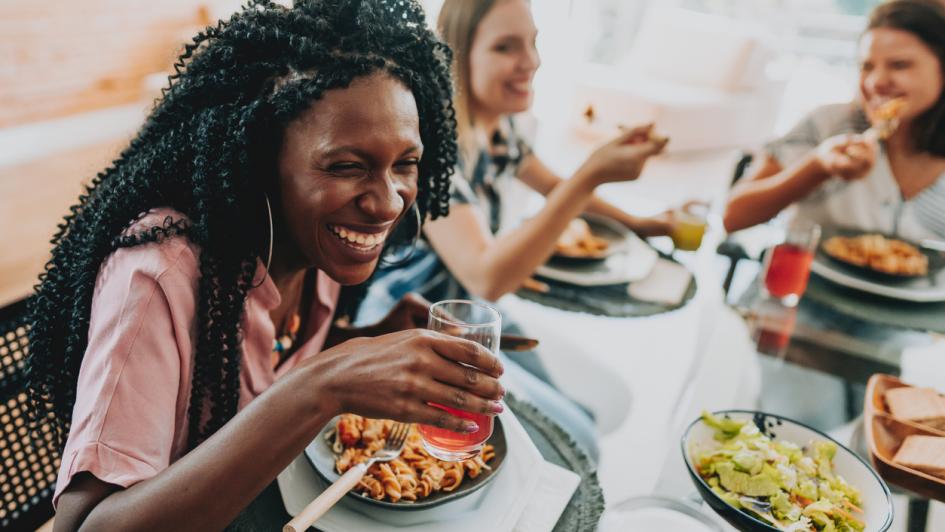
892,435,945,480
555,218,610,258
327,414,495,503
870,97,906,140
884,387,945,431
823,234,928,276
876,98,906,121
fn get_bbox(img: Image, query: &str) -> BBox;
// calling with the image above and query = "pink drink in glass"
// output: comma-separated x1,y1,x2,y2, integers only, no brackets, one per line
417,403,493,458
762,221,821,306
764,243,815,301
418,300,501,461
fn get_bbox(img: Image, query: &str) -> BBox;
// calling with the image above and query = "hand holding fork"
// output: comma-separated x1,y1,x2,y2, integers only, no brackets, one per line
283,422,411,532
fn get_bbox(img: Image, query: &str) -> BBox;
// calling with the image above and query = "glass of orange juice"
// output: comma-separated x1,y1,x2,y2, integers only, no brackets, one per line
670,202,709,251
417,300,501,461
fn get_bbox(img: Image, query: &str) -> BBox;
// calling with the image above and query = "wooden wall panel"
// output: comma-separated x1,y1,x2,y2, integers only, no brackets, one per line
0,138,126,305
0,0,242,304
0,0,239,127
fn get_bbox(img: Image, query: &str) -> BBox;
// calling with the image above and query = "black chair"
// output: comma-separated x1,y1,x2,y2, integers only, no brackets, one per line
0,297,60,531
717,151,758,296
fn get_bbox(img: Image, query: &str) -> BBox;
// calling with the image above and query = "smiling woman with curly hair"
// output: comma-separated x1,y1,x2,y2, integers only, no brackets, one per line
25,1,507,529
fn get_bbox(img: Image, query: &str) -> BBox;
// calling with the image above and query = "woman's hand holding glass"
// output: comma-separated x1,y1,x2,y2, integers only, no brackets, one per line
814,133,878,181
578,123,669,186
309,328,504,435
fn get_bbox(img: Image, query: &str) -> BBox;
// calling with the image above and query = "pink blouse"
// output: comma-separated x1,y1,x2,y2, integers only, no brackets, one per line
53,209,340,507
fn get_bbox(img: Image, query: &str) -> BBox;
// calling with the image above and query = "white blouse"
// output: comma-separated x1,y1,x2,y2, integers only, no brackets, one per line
765,102,945,241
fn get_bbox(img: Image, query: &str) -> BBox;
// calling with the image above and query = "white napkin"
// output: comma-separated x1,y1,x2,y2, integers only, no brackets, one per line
513,461,581,532
627,258,692,305
900,337,945,390
278,407,577,531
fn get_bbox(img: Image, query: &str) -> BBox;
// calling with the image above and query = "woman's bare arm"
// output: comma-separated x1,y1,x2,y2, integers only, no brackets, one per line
723,153,828,232
55,330,504,532
517,155,673,237
54,363,335,532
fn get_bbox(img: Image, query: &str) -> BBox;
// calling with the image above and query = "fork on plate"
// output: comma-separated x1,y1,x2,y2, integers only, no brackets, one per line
283,421,411,532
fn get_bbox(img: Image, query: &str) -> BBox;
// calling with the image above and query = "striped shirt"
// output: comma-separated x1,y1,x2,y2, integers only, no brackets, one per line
764,102,945,240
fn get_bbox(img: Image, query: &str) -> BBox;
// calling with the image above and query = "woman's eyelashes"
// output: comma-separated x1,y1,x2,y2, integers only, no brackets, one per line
322,159,419,178
326,162,363,176
890,59,913,71
394,159,420,177
493,39,517,54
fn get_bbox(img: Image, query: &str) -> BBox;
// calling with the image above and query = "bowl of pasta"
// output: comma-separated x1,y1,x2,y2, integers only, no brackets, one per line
305,414,508,511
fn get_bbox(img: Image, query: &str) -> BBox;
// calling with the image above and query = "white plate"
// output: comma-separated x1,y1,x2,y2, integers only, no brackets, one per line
600,496,722,532
277,409,543,531
811,254,945,302
682,410,893,532
549,214,631,263
536,231,658,287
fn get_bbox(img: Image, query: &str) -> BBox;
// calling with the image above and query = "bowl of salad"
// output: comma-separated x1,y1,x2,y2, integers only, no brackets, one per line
682,411,893,532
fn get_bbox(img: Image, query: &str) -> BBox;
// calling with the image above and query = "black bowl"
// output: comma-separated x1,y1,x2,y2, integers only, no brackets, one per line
682,410,893,532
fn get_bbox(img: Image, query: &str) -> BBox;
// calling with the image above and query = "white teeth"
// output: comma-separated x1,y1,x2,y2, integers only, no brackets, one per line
328,224,387,251
510,81,530,92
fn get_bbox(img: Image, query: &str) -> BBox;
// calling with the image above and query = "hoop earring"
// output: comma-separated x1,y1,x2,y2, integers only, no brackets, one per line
264,193,274,272
412,202,422,245
379,202,423,268
251,193,274,289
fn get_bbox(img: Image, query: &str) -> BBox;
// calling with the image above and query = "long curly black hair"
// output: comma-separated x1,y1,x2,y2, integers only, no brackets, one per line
26,0,457,451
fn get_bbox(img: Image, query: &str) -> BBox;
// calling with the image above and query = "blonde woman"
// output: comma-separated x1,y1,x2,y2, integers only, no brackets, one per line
358,0,678,462
362,0,675,316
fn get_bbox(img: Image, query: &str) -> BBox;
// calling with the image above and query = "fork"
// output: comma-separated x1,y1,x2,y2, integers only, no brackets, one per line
283,421,411,532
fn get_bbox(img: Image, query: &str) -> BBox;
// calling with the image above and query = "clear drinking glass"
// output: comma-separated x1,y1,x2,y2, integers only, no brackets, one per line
670,202,709,251
761,220,822,307
417,300,501,461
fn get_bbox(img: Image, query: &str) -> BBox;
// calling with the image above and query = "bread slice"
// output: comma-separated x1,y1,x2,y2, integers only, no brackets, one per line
892,435,945,479
885,387,945,431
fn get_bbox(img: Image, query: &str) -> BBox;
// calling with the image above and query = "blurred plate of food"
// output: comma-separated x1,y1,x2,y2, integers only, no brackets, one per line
811,227,945,302
821,230,942,281
549,215,629,265
536,216,658,287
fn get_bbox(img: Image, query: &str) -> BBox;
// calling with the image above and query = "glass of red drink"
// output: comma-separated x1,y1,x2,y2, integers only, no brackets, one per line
761,220,821,306
749,299,798,357
418,300,501,461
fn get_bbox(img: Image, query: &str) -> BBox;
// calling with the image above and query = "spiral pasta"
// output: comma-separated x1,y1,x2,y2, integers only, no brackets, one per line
327,414,496,503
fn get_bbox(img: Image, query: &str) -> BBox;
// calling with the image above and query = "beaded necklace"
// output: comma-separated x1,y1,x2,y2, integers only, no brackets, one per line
273,313,301,353
270,270,314,369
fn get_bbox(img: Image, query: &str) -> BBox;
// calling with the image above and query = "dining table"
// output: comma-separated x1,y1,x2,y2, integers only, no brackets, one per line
226,391,605,531
495,206,766,529
685,238,942,532
244,145,763,530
